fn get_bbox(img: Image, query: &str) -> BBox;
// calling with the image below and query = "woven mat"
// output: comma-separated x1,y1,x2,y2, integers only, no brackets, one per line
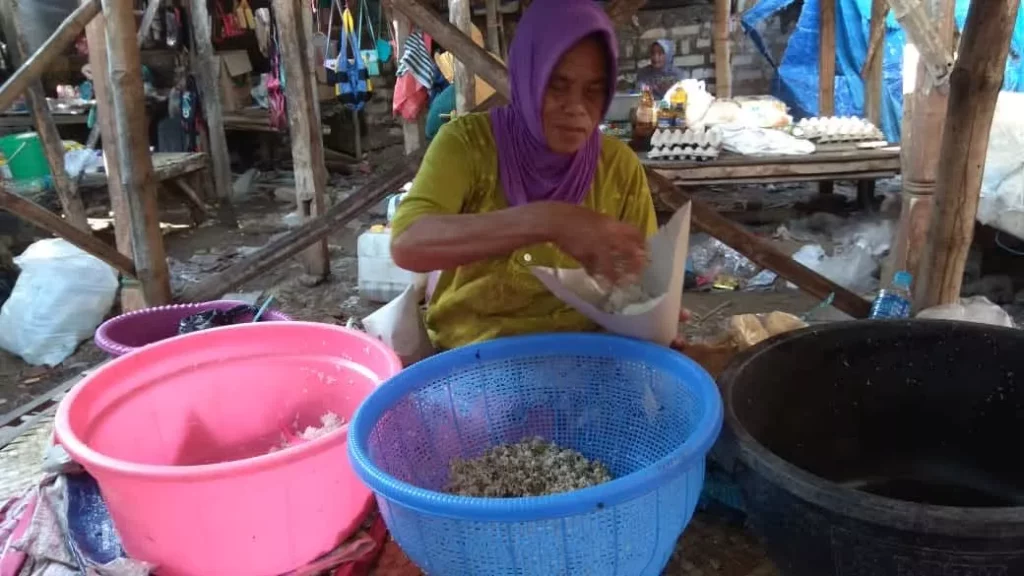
0,412,53,501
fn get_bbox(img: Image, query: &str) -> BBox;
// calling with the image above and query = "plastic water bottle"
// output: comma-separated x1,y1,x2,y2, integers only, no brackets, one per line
869,270,913,319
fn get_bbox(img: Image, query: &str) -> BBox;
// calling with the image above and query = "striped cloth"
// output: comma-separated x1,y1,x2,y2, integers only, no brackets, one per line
396,31,435,90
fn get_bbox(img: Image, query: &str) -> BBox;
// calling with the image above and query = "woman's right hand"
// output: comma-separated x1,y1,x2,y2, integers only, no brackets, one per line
542,203,648,284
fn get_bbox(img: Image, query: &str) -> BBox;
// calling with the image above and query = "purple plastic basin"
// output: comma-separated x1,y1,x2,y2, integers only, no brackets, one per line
94,300,292,357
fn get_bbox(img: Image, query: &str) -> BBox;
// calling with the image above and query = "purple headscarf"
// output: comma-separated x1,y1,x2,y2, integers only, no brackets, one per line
489,0,618,207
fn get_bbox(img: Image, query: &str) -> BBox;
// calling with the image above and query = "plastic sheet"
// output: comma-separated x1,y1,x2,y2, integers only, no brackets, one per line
742,0,1024,143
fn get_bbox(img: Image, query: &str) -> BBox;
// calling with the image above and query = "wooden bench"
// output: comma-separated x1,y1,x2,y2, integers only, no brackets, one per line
80,152,213,223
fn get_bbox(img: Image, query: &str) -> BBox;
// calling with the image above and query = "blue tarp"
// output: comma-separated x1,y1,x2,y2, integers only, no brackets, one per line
742,0,1024,143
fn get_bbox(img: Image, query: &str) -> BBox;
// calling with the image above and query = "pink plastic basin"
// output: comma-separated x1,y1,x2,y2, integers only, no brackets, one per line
55,322,402,576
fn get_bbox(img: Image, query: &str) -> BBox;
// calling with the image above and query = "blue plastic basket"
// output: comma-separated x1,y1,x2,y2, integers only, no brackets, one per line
348,333,723,576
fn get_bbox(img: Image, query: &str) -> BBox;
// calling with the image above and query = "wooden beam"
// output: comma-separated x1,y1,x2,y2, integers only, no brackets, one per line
915,0,1019,308
0,0,101,114
818,0,836,116
862,0,887,126
83,3,144,311
450,0,476,114
713,0,732,98
0,186,135,276
84,0,163,151
647,170,870,318
273,0,330,281
103,0,172,306
605,0,648,26
884,0,954,285
391,0,509,95
0,0,89,230
188,0,236,226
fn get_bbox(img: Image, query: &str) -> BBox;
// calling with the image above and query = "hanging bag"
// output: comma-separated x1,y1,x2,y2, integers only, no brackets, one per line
356,0,380,76
375,0,393,63
335,2,372,110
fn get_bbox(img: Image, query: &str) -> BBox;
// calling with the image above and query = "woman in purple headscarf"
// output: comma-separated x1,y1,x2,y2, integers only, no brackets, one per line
390,0,658,351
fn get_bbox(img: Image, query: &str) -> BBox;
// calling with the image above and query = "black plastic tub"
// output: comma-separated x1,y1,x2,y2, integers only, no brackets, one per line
717,320,1024,576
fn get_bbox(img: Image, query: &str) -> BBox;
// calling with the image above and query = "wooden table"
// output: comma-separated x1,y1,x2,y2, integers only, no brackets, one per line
642,143,901,206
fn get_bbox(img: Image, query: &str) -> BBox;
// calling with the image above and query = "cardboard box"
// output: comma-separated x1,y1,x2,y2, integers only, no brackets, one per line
217,51,254,111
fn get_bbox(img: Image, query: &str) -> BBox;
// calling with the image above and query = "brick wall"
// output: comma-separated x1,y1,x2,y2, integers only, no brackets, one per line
616,5,794,97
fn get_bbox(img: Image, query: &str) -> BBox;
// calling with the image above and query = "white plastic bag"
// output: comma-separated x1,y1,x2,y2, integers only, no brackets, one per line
362,274,436,367
916,296,1015,328
977,92,1024,239
531,203,691,345
0,239,118,366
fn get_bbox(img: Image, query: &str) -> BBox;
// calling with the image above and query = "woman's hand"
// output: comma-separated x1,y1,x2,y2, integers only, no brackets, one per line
545,203,648,284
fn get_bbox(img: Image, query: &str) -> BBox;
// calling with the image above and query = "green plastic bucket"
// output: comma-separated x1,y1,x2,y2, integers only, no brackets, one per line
0,133,50,181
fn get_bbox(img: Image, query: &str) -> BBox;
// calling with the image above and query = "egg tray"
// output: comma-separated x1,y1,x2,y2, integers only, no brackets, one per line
648,127,722,161
792,116,885,143
647,145,720,161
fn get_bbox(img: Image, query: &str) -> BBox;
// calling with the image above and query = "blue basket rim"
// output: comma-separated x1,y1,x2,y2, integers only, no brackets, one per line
348,333,724,522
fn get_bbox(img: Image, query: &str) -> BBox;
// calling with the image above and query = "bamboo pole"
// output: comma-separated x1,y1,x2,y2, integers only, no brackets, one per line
915,0,1019,308
449,0,476,114
0,186,135,276
884,0,955,284
862,0,887,126
713,0,732,98
0,0,89,230
818,0,836,116
0,0,100,114
103,0,172,306
273,0,330,281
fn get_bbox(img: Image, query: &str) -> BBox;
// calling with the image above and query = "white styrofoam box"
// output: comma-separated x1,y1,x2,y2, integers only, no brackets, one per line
358,229,416,303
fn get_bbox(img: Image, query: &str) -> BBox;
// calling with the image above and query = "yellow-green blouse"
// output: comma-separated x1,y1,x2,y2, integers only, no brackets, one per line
391,113,657,350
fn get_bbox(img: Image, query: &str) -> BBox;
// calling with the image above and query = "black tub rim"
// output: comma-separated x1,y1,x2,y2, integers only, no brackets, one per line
720,319,1024,539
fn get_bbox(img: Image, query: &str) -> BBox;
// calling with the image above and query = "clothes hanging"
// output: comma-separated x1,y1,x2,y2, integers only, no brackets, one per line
395,31,434,90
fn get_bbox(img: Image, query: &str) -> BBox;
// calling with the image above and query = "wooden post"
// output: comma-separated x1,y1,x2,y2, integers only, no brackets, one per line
884,0,955,284
485,0,500,55
103,0,172,306
273,0,330,282
84,0,163,150
915,0,1019,308
0,0,100,113
713,0,732,98
188,0,236,226
0,0,88,230
394,13,426,154
818,0,836,116
862,0,887,126
449,0,476,114
83,1,145,310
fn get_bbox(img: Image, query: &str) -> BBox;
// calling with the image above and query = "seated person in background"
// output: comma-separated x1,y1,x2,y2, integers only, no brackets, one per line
636,39,687,99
